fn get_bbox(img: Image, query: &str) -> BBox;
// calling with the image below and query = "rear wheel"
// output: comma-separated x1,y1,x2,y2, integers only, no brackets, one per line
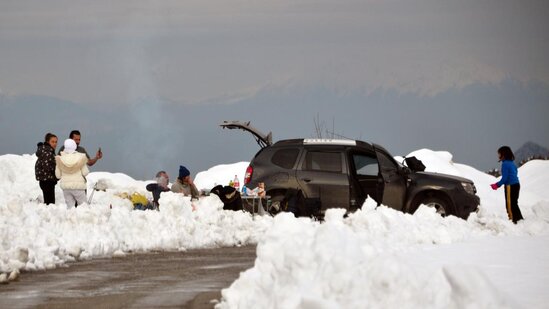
268,191,304,217
268,194,285,215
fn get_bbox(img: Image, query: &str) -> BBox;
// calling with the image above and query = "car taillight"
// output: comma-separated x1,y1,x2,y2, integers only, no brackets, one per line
244,166,253,185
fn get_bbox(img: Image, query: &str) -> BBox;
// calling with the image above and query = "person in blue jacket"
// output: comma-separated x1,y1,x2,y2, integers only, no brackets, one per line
490,146,523,223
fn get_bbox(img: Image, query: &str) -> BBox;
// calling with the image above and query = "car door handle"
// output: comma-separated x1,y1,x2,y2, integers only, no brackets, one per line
301,178,312,183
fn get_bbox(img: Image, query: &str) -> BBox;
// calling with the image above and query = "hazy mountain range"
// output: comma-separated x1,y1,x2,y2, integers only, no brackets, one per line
515,142,549,164
2,78,548,179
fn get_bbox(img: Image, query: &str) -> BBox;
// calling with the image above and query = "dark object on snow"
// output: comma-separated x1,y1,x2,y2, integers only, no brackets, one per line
405,156,426,172
210,185,243,211
133,203,157,211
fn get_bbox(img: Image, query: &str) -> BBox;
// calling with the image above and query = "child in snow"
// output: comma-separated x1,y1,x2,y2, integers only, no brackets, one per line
490,146,523,223
55,139,89,208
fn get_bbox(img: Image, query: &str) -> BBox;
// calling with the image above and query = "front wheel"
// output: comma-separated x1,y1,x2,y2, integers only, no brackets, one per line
415,196,450,216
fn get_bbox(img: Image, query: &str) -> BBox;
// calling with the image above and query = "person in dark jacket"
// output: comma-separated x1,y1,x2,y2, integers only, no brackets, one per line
146,171,171,209
490,146,524,223
35,133,58,205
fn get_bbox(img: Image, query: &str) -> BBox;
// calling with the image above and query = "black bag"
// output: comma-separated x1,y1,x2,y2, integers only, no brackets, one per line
405,156,426,172
210,185,243,211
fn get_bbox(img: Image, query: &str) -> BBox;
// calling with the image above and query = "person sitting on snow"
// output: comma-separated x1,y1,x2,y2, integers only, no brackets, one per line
171,165,199,200
146,170,171,209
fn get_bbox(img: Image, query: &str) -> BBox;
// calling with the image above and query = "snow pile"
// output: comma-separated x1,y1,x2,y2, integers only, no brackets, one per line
0,195,271,271
194,161,249,191
218,200,549,308
0,155,273,276
519,159,549,201
1,150,549,307
217,151,549,309
0,154,44,204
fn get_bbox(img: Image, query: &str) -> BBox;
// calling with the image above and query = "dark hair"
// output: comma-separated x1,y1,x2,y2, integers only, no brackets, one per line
155,170,167,178
44,132,57,143
69,130,81,138
498,146,515,161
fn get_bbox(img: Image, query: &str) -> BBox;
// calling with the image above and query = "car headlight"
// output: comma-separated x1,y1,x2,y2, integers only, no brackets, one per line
461,182,476,195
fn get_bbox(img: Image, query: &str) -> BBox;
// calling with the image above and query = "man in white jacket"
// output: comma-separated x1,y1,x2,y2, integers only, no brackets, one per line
56,139,89,208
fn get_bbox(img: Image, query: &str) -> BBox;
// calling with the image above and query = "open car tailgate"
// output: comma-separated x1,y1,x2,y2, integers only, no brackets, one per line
220,120,273,148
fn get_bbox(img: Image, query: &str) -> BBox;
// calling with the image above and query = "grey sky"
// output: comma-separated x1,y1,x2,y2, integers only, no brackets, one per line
1,0,548,179
2,0,548,103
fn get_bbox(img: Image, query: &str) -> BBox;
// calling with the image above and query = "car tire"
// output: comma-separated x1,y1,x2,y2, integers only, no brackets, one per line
418,196,449,216
269,192,305,217
268,194,285,215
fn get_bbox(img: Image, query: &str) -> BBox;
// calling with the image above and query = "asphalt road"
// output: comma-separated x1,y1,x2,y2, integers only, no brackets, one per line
0,245,257,309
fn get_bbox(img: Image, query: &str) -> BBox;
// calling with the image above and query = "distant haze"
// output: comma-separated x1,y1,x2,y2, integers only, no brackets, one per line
1,1,548,179
2,79,548,180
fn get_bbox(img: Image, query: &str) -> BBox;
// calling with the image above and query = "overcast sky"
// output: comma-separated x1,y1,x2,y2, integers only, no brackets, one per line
1,0,548,179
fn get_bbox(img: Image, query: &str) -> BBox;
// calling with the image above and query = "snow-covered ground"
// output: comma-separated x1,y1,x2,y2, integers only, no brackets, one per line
1,150,548,308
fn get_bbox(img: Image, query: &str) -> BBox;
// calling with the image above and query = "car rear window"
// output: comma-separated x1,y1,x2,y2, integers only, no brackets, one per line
271,148,300,169
303,151,342,172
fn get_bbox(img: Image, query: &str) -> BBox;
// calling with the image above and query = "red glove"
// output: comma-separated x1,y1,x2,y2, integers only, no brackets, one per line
490,183,498,190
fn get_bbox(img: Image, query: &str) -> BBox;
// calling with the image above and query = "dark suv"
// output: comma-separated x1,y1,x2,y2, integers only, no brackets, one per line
221,121,480,219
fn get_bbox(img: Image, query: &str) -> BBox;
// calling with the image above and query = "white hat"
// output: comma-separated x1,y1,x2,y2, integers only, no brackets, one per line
64,139,77,154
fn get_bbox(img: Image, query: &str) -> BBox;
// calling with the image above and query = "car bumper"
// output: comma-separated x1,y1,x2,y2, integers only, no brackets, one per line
454,193,480,219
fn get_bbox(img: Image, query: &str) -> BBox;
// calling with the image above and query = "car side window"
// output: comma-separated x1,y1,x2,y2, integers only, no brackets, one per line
302,151,342,173
376,151,398,175
352,154,378,176
271,148,299,169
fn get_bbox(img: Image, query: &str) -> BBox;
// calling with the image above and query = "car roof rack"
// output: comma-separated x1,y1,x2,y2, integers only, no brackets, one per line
303,139,357,146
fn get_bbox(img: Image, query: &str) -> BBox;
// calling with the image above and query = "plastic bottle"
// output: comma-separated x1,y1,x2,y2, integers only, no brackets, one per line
233,175,240,192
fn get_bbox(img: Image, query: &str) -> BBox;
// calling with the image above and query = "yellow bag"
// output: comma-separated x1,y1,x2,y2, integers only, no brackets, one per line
130,192,149,206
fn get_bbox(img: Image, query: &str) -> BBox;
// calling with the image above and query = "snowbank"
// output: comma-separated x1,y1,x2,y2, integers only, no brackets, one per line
217,151,549,308
1,150,549,308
